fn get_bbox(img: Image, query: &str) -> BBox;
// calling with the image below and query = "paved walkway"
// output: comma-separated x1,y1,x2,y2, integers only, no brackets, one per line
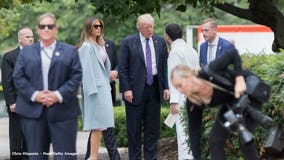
0,117,128,160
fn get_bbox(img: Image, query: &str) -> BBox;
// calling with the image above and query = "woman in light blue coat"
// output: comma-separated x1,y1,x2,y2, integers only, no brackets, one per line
77,17,114,160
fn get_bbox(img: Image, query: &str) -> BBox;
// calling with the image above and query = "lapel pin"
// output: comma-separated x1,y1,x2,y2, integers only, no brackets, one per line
106,44,109,47
55,51,60,56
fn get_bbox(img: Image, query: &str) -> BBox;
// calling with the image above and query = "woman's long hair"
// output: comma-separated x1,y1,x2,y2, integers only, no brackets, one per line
77,17,104,48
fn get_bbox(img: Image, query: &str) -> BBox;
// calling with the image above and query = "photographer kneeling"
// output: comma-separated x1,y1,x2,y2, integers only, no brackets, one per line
171,48,264,160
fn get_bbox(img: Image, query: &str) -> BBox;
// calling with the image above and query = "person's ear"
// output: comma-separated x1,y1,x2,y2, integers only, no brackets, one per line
166,34,169,40
165,34,171,42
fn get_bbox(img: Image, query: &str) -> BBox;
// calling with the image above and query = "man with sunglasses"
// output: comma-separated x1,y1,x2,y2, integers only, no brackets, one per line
13,12,82,160
2,26,34,160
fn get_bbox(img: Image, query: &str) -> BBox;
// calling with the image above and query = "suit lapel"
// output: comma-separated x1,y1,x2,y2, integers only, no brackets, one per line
216,38,223,58
33,43,44,86
105,41,111,60
92,44,107,70
152,36,159,65
202,42,209,65
135,34,146,67
96,44,111,74
105,41,114,70
34,43,43,64
49,42,62,68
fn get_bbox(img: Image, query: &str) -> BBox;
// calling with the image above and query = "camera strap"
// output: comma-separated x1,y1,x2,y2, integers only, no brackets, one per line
206,81,234,96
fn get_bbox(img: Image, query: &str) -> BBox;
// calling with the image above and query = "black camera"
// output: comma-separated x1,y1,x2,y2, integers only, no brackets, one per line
223,75,273,144
264,124,284,154
204,64,284,155
223,108,254,143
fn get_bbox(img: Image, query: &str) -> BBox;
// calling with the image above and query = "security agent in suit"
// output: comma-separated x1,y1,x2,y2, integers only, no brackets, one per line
118,14,170,160
1,26,33,160
85,39,121,160
13,13,82,160
187,18,235,160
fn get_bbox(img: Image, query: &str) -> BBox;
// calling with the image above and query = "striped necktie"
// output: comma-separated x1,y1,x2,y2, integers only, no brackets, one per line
145,38,153,85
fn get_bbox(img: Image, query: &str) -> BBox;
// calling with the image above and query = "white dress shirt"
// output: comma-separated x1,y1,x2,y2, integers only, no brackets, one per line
31,41,63,103
168,39,200,104
168,38,199,160
41,42,56,90
207,36,219,62
139,33,157,75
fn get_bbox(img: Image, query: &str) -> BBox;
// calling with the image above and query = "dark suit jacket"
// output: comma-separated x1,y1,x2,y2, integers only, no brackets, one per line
105,39,118,103
105,39,118,73
200,37,235,66
13,41,82,122
1,47,20,109
118,33,168,105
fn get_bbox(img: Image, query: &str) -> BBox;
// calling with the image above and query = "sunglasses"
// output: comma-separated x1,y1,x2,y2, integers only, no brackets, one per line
38,24,56,30
93,24,103,29
25,36,34,39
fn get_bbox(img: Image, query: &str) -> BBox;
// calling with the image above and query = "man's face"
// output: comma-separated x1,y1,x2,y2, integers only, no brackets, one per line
37,17,57,43
139,22,154,38
201,22,217,43
19,28,34,47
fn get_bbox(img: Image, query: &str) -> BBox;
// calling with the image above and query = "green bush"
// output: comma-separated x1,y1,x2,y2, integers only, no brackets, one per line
242,52,284,158
113,106,128,147
114,105,176,147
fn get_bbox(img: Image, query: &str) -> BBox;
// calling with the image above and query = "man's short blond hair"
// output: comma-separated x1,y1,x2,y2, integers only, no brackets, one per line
202,18,217,29
171,64,198,81
136,13,154,30
37,12,57,25
18,26,31,38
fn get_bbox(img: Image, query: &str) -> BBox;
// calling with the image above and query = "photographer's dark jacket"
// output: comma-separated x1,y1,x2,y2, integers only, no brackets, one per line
198,48,244,106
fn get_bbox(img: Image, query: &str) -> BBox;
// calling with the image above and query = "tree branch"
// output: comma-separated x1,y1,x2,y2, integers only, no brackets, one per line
214,2,257,23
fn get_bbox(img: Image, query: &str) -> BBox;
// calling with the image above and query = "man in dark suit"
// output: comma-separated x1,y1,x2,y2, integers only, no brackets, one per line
187,18,235,160
1,26,34,160
85,38,121,160
118,13,170,160
12,13,82,160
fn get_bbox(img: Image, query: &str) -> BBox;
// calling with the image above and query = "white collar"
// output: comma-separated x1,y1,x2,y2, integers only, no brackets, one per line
40,40,57,50
139,32,152,43
209,36,219,46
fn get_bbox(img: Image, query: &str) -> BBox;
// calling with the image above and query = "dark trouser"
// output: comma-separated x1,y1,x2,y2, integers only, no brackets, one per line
110,82,116,105
8,111,28,160
126,78,161,160
208,104,259,160
85,128,121,160
186,100,203,160
21,109,78,160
